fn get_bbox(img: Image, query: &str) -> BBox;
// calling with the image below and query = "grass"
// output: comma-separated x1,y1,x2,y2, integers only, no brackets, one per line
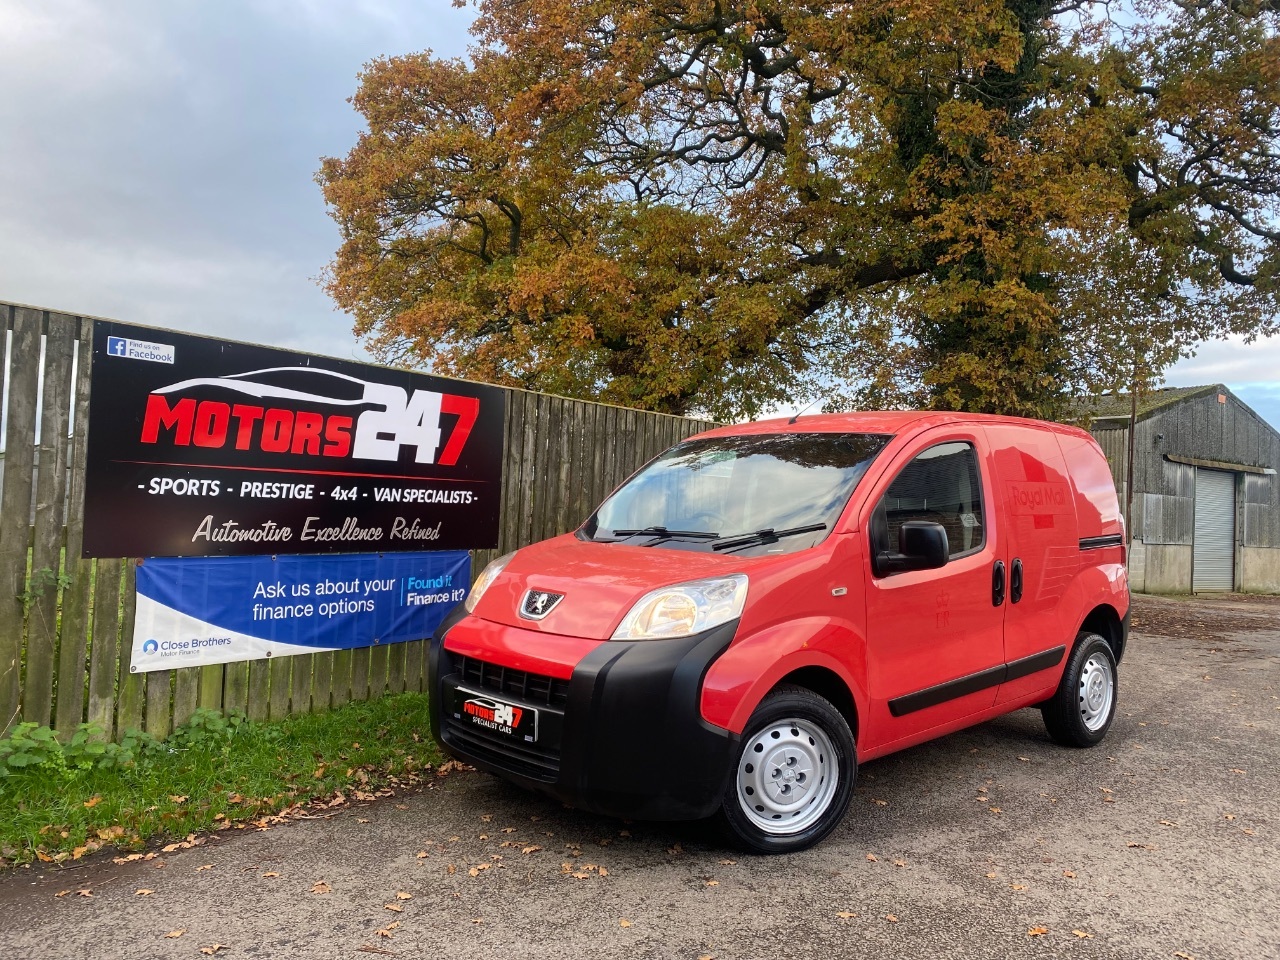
0,693,444,867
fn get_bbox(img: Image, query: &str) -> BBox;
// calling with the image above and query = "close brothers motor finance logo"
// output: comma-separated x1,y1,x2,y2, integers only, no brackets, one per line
137,367,480,467
142,639,159,655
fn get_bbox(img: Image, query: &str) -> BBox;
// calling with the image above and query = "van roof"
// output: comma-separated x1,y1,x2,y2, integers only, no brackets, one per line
697,411,1092,439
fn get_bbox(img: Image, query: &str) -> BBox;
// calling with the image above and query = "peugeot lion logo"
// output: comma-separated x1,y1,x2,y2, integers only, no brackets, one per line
519,589,564,621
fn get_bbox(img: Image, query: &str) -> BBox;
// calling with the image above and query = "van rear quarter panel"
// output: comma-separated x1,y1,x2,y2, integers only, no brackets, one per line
1056,427,1125,540
699,533,869,734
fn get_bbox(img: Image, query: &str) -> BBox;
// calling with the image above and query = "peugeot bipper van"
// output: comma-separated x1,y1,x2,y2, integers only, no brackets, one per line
428,413,1128,852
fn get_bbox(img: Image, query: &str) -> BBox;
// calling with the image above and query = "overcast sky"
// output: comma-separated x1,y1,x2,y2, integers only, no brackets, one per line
2,0,1278,427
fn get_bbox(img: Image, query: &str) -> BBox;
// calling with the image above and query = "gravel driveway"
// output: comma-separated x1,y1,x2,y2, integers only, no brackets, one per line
3,594,1277,960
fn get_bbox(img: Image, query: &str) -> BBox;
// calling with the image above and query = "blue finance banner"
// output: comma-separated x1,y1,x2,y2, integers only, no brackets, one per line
130,551,470,673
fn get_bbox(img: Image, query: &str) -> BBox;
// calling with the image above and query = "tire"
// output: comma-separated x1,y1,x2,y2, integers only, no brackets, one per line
718,685,856,854
1041,632,1118,748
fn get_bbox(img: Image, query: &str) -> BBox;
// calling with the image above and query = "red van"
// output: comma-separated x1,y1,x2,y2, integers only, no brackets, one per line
428,413,1128,852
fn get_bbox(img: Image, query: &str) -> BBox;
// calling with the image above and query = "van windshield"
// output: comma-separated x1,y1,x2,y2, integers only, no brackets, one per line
580,433,891,555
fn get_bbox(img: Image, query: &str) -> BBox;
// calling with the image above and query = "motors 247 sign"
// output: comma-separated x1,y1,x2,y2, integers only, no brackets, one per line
82,321,505,558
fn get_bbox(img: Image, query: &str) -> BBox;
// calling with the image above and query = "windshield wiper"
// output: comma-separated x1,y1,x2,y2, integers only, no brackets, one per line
607,526,721,543
712,523,827,552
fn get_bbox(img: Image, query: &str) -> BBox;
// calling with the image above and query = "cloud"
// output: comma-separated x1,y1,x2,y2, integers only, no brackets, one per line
0,0,472,359
1165,334,1280,430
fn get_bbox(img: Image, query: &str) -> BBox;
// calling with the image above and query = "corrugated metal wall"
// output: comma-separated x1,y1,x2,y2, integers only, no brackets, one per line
1092,390,1279,550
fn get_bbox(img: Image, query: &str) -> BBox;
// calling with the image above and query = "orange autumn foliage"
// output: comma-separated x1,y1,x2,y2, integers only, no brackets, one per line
320,0,1278,420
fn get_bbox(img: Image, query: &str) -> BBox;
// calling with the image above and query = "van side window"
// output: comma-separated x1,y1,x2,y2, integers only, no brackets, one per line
876,441,985,563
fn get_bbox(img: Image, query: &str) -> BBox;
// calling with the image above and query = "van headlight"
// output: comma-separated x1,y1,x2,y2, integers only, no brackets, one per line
611,575,748,641
465,551,516,613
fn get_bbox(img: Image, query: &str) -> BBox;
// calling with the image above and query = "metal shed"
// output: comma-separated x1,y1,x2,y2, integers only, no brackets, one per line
1085,384,1280,594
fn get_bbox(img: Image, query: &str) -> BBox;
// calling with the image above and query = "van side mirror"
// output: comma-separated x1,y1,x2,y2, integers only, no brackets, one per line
876,520,949,575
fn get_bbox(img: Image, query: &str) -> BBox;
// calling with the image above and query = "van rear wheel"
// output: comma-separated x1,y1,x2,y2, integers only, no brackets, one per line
1041,632,1117,747
718,686,855,854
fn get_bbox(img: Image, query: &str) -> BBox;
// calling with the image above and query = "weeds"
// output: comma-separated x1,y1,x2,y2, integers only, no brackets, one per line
0,695,443,866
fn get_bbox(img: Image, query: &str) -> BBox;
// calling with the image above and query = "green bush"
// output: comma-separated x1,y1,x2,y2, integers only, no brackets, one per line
0,721,154,779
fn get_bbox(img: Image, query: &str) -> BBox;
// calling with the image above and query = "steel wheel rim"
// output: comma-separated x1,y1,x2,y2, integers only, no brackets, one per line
1078,652,1115,732
736,718,839,835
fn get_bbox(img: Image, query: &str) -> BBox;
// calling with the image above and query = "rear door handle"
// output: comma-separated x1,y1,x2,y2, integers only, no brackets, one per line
1011,558,1024,604
992,560,1006,607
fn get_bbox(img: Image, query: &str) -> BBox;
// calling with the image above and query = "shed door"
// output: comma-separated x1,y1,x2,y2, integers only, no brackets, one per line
1193,469,1235,592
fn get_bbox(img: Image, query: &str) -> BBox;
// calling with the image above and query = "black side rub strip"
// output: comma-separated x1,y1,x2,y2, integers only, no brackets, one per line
888,646,1067,717
1079,534,1124,550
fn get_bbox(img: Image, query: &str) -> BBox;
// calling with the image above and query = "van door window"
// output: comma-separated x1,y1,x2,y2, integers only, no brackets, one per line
875,441,985,567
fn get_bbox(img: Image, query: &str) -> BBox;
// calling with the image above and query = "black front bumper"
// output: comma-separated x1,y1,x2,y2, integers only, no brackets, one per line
427,606,739,821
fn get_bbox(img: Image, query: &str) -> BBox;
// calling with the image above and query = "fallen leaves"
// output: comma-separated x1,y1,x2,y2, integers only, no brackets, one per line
135,889,154,896
836,911,857,920
561,862,608,880
262,872,280,878
884,914,899,923
311,881,332,895
160,834,205,854
619,919,632,928
1027,926,1048,937
521,845,542,855
395,891,412,900
169,795,189,804
163,929,186,939
1072,930,1093,939
195,864,213,872
83,796,102,809
384,903,404,913
199,944,227,956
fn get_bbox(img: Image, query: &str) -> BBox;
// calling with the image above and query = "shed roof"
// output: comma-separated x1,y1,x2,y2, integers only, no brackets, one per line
1078,384,1224,424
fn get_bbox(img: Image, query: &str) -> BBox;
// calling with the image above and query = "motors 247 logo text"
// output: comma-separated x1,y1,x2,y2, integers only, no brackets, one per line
138,367,479,466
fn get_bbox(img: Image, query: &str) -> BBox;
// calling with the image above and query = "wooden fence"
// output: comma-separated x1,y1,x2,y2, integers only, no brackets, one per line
0,300,712,739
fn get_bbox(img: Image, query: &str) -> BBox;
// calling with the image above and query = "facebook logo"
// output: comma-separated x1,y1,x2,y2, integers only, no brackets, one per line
103,335,175,364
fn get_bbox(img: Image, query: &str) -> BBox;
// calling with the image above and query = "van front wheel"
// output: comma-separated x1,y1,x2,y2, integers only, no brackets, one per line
719,686,856,854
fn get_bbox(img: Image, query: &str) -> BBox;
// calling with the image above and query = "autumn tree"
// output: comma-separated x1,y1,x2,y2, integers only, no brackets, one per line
319,0,1279,420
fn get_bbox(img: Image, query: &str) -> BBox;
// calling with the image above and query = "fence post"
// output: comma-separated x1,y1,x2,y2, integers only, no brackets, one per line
0,307,43,734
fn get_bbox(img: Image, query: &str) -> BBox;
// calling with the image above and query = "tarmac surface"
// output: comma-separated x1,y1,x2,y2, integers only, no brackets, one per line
2,593,1278,960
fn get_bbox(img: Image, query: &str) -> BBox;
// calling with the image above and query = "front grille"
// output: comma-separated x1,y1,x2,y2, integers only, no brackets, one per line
455,655,570,707
442,719,561,782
